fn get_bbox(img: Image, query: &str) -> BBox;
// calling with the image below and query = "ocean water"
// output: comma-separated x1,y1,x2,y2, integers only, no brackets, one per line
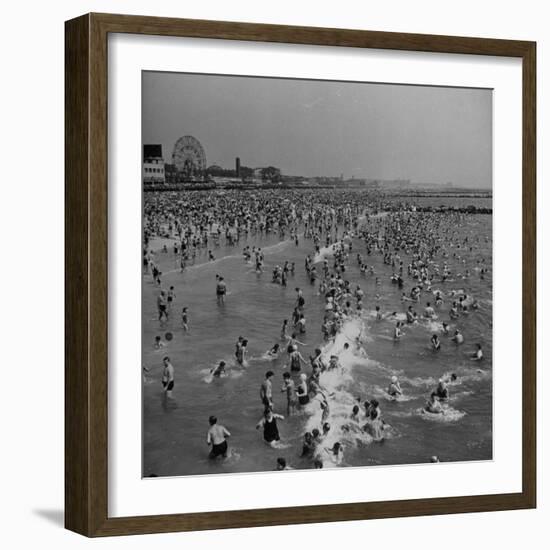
142,199,492,477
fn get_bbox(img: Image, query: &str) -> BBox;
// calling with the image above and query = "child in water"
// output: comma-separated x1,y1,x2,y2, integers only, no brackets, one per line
324,442,344,466
267,343,280,358
394,321,403,340
181,307,189,331
470,343,483,361
431,333,441,351
210,361,226,378
425,392,444,414
387,376,403,398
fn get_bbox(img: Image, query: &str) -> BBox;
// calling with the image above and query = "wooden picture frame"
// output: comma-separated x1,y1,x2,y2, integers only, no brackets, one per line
65,12,536,537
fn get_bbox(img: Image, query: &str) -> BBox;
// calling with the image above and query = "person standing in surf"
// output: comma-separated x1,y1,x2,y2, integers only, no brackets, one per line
236,338,248,366
207,415,231,459
256,409,285,446
281,372,297,415
260,371,275,411
161,356,175,398
181,306,189,331
288,345,307,372
295,287,305,310
216,275,227,304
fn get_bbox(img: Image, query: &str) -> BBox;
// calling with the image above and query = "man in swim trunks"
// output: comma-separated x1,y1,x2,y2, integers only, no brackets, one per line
157,291,168,322
207,415,231,459
161,356,174,398
452,329,464,344
295,287,305,310
424,302,435,318
216,275,227,304
260,371,274,410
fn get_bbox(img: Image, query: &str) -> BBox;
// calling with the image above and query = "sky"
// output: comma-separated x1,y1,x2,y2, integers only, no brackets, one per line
142,71,492,188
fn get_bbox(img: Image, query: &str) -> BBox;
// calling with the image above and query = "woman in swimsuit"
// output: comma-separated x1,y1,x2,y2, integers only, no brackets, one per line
256,409,285,446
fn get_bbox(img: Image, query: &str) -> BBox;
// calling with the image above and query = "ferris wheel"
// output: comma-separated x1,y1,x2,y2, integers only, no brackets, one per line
172,135,206,179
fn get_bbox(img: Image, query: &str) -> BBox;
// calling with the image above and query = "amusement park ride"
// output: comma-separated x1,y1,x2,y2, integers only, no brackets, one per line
171,135,207,182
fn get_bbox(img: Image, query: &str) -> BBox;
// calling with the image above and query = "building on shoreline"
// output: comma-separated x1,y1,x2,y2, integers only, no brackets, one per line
143,144,165,186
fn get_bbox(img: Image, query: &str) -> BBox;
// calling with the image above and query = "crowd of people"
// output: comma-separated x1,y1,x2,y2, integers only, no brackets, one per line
143,189,490,471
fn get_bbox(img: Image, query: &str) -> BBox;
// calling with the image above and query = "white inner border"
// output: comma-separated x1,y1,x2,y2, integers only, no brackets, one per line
108,33,522,518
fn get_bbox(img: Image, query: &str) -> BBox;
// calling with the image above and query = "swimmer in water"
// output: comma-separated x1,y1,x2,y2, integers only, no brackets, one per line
431,333,441,351
296,373,310,406
256,408,285,446
281,372,297,415
142,365,150,383
449,302,459,319
327,355,340,371
424,302,436,319
301,432,315,458
364,399,384,440
207,415,231,459
216,275,227,304
236,338,248,366
161,356,174,398
310,348,327,372
387,375,403,398
181,307,189,331
319,398,330,424
434,374,457,400
295,287,305,310
267,343,280,358
424,392,444,414
394,321,403,340
452,329,464,345
280,319,289,340
167,285,176,310
260,371,275,410
288,345,307,372
324,442,344,466
286,333,305,353
157,291,168,322
154,335,165,349
471,343,483,361
210,361,226,378
275,457,292,471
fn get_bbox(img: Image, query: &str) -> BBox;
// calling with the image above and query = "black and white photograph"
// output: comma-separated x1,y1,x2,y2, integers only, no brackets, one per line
141,71,493,478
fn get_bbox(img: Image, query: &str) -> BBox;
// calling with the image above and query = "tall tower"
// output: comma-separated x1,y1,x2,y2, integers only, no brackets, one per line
236,157,241,178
